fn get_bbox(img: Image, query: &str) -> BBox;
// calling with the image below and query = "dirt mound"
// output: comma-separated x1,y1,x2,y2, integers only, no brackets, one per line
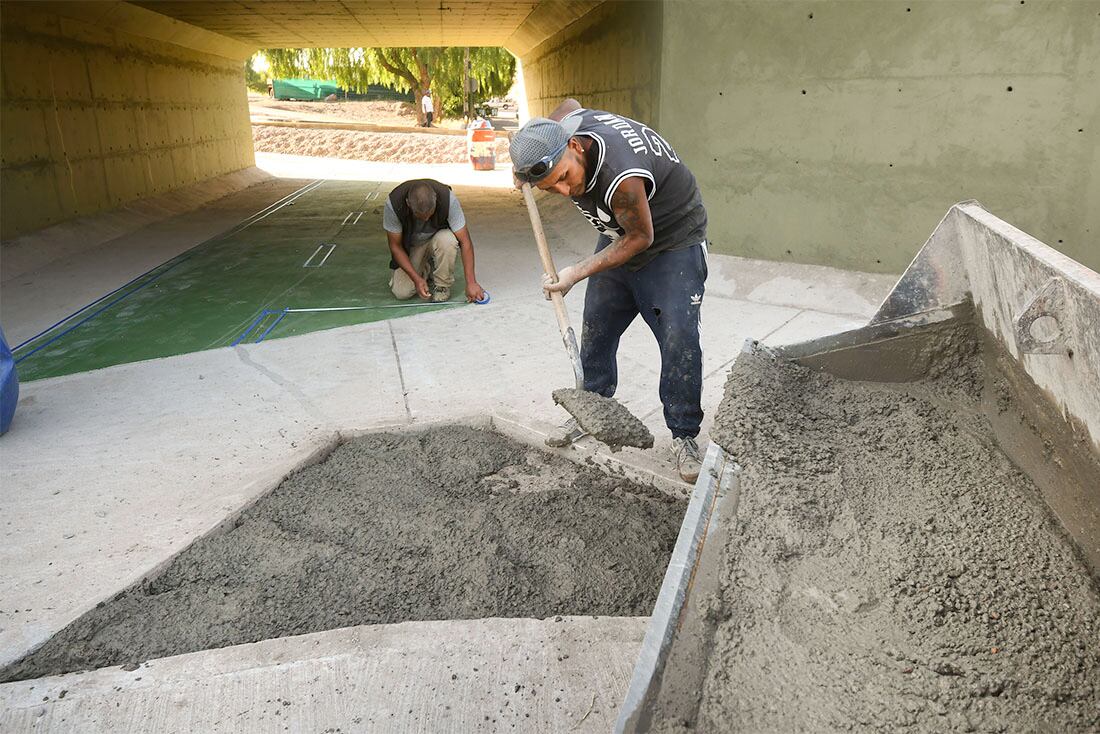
250,97,425,126
252,125,511,165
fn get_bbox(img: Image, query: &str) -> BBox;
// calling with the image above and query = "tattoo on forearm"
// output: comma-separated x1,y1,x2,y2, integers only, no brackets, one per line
576,183,653,276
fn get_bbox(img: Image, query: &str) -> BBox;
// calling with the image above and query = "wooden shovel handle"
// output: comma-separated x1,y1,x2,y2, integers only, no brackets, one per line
521,184,573,333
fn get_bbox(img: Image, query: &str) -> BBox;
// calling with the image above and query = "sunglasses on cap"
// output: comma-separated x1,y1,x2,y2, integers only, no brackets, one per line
514,140,569,183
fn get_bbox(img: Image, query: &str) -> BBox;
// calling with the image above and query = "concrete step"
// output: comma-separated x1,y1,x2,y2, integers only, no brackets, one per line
0,616,646,733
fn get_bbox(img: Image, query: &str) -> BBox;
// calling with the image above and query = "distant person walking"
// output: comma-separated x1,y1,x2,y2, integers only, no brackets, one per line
421,93,434,127
383,179,486,304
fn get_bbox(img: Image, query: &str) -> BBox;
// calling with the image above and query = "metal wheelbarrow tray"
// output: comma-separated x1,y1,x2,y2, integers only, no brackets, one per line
616,202,1100,732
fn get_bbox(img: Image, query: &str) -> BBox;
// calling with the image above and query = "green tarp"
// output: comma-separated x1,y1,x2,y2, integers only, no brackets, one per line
271,78,341,100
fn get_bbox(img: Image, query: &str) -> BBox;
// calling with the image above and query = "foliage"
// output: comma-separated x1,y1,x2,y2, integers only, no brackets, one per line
256,47,515,120
244,59,268,93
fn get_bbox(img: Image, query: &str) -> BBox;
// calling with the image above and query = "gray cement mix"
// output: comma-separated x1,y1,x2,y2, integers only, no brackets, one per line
553,388,655,451
1,426,684,683
689,333,1100,732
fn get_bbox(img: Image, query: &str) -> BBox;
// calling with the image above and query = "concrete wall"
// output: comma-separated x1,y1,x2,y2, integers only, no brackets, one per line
0,3,254,239
657,0,1100,273
518,1,663,124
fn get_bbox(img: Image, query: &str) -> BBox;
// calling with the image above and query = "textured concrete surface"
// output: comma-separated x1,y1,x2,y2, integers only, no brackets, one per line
134,0,576,51
519,0,662,122
658,0,1100,273
1,167,278,285
0,3,254,239
0,153,895,728
0,616,647,733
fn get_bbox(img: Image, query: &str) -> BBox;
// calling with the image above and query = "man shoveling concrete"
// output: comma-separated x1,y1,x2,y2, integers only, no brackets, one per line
511,99,709,482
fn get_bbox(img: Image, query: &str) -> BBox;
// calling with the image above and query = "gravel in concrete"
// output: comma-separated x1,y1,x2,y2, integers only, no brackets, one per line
697,334,1100,732
553,388,655,451
1,426,684,682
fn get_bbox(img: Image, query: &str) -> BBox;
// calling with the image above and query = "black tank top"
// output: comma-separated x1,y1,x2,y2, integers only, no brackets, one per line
564,108,707,270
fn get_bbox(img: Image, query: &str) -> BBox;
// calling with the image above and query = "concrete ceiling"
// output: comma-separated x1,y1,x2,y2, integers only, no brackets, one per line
130,0,600,54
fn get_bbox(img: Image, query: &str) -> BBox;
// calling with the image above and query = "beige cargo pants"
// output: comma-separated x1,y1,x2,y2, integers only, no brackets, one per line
389,229,460,300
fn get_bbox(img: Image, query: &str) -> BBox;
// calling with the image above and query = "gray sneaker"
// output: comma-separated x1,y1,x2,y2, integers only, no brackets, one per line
546,417,588,448
671,436,703,483
430,286,451,302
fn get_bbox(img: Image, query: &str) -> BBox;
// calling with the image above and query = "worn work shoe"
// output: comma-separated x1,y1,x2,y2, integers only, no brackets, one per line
546,417,588,448
430,286,451,303
671,436,703,483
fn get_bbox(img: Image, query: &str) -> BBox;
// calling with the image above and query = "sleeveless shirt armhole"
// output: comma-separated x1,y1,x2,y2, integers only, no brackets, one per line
603,168,656,212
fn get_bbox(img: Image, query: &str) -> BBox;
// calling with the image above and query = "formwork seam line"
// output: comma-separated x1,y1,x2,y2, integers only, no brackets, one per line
388,321,412,421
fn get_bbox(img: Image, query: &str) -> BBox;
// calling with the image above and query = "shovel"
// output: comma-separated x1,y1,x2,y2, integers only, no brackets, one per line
520,184,653,452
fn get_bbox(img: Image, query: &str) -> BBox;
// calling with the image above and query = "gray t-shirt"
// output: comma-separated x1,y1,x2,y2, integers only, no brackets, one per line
383,194,465,246
563,107,707,270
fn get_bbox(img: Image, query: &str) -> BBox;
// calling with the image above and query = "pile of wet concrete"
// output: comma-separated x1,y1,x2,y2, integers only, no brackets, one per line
1,426,684,683
658,327,1100,731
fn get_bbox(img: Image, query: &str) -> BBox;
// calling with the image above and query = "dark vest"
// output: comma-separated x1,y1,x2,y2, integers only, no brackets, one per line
387,179,452,269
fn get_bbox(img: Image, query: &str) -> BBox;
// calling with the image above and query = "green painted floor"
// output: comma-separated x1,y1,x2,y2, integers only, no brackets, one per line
13,180,467,381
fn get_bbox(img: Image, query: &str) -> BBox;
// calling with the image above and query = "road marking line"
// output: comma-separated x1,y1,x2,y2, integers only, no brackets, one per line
316,244,336,267
303,244,325,267
303,243,336,268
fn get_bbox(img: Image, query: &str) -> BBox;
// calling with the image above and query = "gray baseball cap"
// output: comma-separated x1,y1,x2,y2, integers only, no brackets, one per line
510,115,583,182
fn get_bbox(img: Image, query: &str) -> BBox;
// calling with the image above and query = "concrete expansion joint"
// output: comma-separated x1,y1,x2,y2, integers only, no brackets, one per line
699,310,806,384
232,345,331,425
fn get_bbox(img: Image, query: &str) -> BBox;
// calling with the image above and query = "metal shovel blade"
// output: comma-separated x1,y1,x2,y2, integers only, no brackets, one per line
552,388,654,452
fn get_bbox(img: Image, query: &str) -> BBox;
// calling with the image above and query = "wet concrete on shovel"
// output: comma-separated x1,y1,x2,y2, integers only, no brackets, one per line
553,388,655,452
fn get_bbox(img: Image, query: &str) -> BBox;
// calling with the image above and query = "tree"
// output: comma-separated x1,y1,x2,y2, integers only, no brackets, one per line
256,47,516,123
244,59,268,93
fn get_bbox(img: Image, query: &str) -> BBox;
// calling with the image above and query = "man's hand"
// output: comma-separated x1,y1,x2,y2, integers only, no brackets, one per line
413,275,431,300
542,265,580,299
465,281,487,303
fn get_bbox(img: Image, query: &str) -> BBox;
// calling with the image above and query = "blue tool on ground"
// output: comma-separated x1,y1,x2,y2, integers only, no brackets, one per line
475,291,491,305
0,327,19,435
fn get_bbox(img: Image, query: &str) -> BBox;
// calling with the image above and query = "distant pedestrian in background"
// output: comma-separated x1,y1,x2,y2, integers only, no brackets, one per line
421,93,434,127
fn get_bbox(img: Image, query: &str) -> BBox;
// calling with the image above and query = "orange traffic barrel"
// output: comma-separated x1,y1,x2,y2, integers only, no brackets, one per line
467,119,496,171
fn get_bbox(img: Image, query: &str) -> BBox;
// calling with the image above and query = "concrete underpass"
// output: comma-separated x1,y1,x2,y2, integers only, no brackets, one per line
1,2,1098,732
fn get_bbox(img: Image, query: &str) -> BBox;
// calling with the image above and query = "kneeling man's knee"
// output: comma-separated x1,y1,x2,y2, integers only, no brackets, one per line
431,229,459,253
391,277,417,300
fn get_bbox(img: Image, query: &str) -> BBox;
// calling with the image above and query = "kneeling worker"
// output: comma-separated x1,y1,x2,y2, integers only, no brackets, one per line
384,179,486,303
